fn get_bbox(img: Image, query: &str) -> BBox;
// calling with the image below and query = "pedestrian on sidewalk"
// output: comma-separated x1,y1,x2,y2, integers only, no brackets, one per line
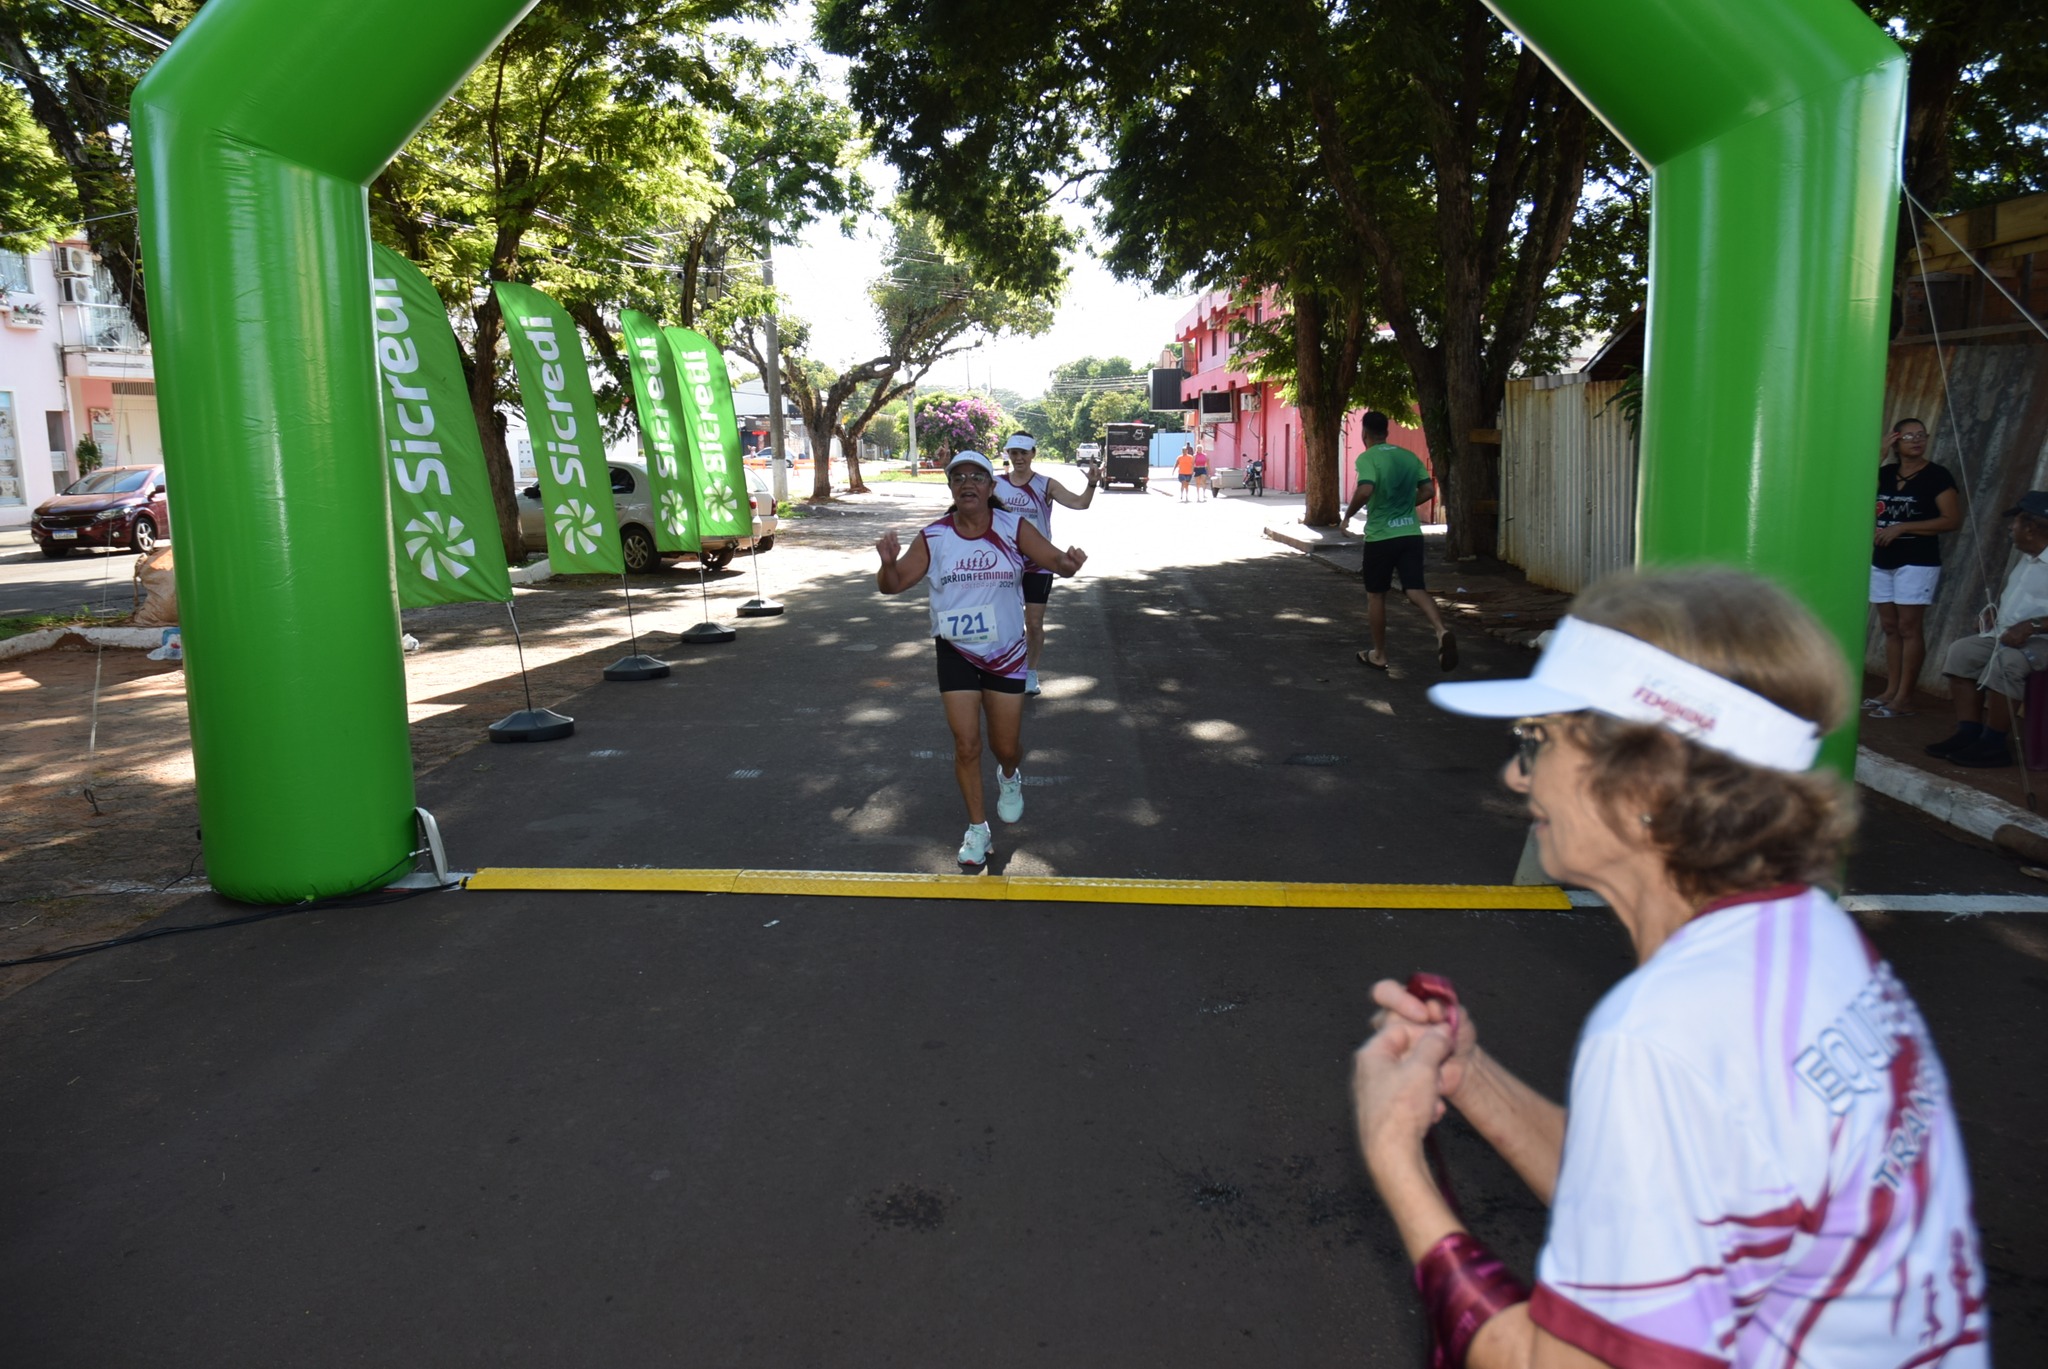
1192,446,1210,502
874,451,1087,873
997,431,1097,697
1344,410,1454,672
1356,566,1986,1369
1175,447,1195,502
1924,491,2048,768
1868,417,1960,718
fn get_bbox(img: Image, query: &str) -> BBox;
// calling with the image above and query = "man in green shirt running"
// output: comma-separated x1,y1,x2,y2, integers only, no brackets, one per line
1343,411,1455,672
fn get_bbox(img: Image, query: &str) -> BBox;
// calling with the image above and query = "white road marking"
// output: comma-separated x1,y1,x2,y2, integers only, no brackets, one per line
1567,890,2048,915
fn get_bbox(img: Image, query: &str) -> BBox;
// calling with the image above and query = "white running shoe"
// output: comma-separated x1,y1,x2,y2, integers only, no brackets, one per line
1025,669,1041,696
958,822,992,871
996,768,1025,823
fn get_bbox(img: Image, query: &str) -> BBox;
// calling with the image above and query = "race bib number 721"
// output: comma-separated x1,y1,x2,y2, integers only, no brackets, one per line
942,603,997,648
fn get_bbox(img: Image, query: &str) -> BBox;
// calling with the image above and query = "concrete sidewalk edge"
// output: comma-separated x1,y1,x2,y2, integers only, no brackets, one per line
1856,745,2048,847
0,624,173,661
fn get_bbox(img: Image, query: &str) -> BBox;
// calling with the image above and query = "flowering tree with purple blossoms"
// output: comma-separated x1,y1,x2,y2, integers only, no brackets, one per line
915,392,1012,464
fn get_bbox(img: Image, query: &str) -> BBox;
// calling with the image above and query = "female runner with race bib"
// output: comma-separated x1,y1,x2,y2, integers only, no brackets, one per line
876,451,1087,872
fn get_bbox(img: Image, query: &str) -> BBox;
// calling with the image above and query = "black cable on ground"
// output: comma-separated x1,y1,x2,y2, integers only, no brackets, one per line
0,853,447,969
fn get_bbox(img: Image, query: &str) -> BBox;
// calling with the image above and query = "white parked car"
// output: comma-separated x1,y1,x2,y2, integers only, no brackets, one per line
519,457,777,573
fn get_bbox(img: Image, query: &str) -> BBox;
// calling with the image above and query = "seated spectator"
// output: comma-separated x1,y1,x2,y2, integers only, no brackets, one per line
1925,491,2048,767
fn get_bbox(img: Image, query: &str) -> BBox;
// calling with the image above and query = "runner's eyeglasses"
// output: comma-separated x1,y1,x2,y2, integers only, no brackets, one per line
1511,720,1550,777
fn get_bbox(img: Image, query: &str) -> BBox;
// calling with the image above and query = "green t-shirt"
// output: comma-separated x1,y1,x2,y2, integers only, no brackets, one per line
1354,443,1428,542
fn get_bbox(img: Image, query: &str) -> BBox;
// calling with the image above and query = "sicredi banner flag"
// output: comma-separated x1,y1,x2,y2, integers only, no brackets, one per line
370,247,512,608
495,281,624,576
663,327,750,540
619,310,700,554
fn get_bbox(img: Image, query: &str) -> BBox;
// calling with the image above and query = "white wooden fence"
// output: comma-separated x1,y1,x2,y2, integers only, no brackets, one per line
1498,373,1638,593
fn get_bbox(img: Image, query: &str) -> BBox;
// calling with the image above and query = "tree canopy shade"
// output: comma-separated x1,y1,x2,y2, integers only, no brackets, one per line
821,0,1602,546
0,0,199,329
716,211,1054,498
367,0,861,561
1029,357,1162,461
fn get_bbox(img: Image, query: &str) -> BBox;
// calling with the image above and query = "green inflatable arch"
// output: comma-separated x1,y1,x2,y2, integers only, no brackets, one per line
132,0,537,902
1485,0,1906,774
133,0,1902,902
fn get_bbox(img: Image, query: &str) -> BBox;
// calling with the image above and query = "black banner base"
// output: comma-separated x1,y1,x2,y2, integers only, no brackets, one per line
604,654,672,681
678,621,737,645
489,708,576,743
736,598,785,618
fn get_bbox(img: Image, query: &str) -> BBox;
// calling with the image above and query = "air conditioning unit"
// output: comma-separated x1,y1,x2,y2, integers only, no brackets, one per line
56,245,93,276
1239,390,1261,414
60,276,95,304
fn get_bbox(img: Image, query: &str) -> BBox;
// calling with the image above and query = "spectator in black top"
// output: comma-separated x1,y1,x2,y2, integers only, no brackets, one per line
1868,417,1961,718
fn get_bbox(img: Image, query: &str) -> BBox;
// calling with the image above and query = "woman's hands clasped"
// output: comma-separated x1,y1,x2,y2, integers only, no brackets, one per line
1352,977,1481,1168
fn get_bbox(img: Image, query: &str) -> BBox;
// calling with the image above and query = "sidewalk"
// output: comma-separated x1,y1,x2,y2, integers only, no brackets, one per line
1252,496,2048,859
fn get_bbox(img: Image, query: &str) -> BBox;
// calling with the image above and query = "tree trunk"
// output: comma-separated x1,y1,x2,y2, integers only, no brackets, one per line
807,413,836,499
1291,288,1342,526
840,423,870,493
463,293,526,565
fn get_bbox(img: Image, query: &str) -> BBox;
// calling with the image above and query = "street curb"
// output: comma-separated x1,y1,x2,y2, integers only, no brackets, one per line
0,625,171,661
1263,521,1362,557
1855,745,2048,846
509,559,553,586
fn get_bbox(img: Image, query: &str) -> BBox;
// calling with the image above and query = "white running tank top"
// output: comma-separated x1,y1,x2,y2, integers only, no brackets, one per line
1002,472,1054,572
923,508,1029,678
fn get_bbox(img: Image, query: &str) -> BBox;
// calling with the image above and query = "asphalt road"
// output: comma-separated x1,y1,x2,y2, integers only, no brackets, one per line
0,528,153,619
2,482,2043,1365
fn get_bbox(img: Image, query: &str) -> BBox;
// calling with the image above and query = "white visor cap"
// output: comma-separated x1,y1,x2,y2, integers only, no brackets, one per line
1426,616,1822,772
946,451,996,479
1004,434,1037,452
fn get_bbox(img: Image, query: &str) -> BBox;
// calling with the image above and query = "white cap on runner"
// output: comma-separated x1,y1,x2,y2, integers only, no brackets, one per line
946,451,996,478
1426,616,1822,772
1004,434,1037,452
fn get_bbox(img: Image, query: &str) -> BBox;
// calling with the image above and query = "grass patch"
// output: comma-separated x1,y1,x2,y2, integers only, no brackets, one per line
0,607,104,642
870,468,948,484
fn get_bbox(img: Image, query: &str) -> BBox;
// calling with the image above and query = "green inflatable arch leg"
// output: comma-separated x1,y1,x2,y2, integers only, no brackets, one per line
132,0,536,902
1484,0,1907,774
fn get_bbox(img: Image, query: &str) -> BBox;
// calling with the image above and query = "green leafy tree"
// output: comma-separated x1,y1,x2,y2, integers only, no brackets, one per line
0,84,75,253
0,0,201,332
1036,357,1144,460
669,71,870,327
717,211,1054,498
369,0,770,561
823,0,2045,545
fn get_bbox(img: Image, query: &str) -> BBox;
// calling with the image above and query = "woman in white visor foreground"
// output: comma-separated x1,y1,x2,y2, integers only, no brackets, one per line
1353,567,1987,1368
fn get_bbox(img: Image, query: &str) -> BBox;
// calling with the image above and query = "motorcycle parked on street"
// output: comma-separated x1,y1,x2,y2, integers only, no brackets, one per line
1242,458,1264,498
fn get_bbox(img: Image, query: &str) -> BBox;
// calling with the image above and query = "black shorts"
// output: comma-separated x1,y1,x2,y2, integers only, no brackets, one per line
934,638,1027,694
1361,536,1426,594
1022,572,1053,605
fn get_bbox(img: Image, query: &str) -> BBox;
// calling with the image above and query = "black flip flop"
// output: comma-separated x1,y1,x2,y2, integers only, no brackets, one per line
1357,650,1389,671
1437,630,1458,671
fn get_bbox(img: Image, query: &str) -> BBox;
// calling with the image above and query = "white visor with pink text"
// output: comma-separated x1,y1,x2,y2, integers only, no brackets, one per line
1426,616,1822,771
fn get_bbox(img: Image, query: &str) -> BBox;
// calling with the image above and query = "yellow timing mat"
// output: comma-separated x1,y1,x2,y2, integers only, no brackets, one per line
464,867,1574,911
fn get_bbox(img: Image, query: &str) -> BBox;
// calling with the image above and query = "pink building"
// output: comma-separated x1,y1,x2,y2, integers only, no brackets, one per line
1172,288,1434,517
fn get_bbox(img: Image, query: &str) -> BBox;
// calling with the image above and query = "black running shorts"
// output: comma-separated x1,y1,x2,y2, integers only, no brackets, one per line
935,638,1028,694
1022,571,1053,605
1361,535,1427,594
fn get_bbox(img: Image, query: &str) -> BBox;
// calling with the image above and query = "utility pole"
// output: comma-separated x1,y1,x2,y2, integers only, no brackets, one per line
762,248,789,505
905,382,918,470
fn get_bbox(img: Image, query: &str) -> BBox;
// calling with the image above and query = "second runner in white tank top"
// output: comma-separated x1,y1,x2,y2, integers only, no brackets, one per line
1003,472,1054,572
923,507,1029,678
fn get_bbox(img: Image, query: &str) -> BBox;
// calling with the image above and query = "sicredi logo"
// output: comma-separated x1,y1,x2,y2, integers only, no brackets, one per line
372,279,472,583
681,348,726,450
631,333,682,481
521,315,588,491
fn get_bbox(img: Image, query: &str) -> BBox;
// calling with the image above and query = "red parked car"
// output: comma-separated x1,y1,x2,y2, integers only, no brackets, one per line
30,465,171,558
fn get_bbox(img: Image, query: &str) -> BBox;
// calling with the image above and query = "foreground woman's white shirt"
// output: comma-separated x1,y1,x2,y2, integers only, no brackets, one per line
1532,886,1987,1367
